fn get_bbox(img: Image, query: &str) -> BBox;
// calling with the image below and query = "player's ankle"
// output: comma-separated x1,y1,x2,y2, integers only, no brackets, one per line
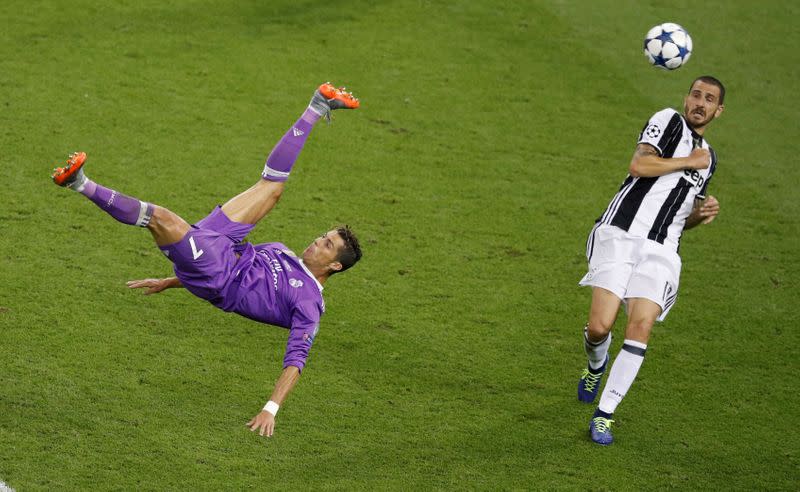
594,408,613,419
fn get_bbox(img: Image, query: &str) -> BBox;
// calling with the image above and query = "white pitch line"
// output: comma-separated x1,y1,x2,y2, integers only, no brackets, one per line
0,480,14,492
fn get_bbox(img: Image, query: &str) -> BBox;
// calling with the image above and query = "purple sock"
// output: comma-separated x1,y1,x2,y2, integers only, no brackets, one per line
79,180,154,227
261,108,320,182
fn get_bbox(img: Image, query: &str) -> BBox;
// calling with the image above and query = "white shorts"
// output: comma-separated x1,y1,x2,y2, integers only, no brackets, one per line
579,223,682,321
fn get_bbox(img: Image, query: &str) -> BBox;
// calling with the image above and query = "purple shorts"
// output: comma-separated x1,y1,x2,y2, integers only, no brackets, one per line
159,207,255,302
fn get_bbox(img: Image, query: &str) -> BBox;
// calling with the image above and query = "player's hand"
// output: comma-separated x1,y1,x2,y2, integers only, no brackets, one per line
246,410,276,437
697,195,720,224
688,148,711,170
126,278,171,295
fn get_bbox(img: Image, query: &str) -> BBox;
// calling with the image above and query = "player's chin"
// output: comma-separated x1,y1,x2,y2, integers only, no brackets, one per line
696,113,716,126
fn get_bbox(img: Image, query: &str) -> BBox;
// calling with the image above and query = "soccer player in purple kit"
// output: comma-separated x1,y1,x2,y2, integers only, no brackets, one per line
51,82,362,438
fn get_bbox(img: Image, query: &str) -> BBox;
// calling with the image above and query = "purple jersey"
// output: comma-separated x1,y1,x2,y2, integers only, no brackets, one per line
160,207,324,372
225,242,324,371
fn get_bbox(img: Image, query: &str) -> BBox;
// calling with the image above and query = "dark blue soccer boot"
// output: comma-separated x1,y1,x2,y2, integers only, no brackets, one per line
589,408,614,445
578,355,608,403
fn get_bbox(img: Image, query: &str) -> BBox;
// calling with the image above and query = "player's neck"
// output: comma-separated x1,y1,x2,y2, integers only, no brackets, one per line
315,272,329,286
306,264,330,286
688,121,708,136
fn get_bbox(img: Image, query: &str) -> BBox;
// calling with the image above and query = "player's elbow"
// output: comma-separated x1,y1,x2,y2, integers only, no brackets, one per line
283,361,304,375
283,352,306,374
628,160,643,177
629,150,661,177
628,154,654,177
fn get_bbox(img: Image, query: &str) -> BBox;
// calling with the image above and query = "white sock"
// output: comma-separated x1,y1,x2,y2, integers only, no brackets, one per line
584,325,611,371
598,339,647,414
66,168,88,192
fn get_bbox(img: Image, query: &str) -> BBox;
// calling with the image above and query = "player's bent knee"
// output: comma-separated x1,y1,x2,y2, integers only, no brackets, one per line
259,180,285,201
587,320,613,340
270,185,284,203
149,206,177,229
148,206,191,246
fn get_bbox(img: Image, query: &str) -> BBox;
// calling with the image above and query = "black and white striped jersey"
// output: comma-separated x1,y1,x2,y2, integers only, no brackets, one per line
596,108,717,252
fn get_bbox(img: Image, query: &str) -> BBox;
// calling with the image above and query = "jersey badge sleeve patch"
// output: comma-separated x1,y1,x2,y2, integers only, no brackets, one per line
302,324,320,346
644,123,662,139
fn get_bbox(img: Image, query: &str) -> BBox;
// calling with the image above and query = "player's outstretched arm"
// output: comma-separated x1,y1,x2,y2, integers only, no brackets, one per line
246,365,301,437
629,144,711,177
685,195,720,230
126,277,183,295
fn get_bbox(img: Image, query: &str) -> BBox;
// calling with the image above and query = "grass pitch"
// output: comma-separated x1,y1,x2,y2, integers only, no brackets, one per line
1,0,798,489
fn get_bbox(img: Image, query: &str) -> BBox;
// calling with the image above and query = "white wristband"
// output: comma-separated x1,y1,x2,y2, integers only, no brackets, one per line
263,400,279,416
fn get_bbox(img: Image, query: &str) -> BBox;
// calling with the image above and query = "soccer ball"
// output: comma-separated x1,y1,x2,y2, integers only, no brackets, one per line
643,23,692,70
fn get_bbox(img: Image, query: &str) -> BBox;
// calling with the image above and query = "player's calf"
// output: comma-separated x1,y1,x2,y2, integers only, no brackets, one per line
261,82,360,184
51,151,155,228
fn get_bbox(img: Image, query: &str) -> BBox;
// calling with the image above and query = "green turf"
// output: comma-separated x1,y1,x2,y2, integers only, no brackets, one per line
1,0,798,489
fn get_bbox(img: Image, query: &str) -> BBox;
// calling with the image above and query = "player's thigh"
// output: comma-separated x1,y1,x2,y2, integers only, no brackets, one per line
588,287,622,338
624,298,662,343
579,225,636,303
196,206,255,242
220,180,285,226
626,247,681,322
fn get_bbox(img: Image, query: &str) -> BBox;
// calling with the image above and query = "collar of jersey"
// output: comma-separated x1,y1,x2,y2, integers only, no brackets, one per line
298,260,324,293
679,111,705,141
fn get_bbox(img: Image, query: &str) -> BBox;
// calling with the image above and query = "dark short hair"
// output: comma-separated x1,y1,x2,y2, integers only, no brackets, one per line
332,225,362,274
690,75,726,105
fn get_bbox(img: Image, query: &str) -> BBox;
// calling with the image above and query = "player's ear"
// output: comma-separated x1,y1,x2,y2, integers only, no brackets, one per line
714,104,724,118
329,261,343,273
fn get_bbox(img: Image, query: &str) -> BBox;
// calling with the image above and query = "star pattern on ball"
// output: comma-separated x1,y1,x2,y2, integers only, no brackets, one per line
656,31,675,44
643,23,693,70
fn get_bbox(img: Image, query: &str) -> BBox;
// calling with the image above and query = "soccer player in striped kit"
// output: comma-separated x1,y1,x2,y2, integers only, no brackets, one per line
577,76,725,445
51,83,361,438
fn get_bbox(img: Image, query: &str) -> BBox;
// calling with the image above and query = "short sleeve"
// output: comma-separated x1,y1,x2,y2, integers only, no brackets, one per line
282,301,322,372
638,108,683,157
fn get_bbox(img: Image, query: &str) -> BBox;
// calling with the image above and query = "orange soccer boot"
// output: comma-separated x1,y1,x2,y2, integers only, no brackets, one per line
51,152,88,188
309,82,360,121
